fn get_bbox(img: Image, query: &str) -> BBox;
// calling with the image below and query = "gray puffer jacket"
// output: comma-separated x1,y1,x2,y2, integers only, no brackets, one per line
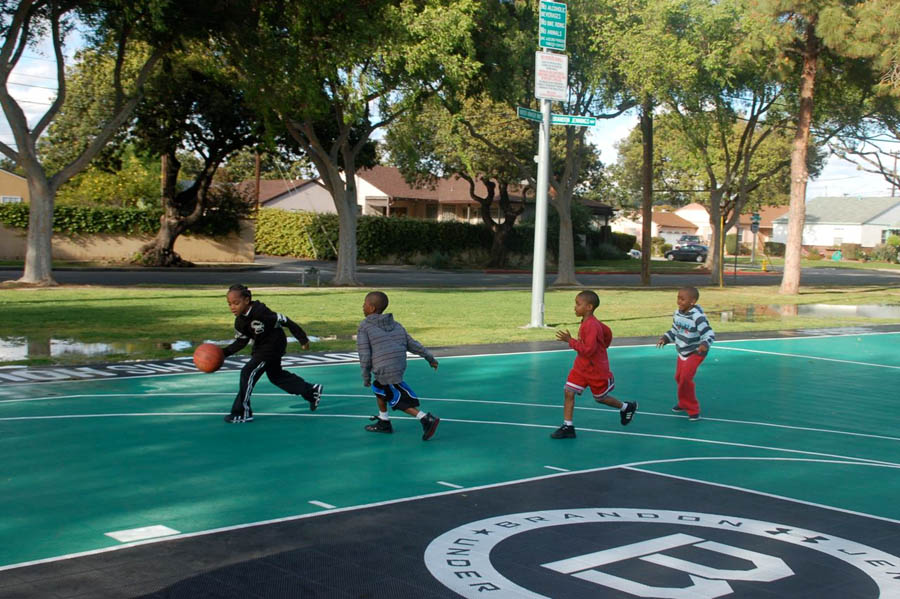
357,313,436,385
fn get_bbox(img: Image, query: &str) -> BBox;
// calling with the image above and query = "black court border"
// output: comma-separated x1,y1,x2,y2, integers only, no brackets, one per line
2,468,900,598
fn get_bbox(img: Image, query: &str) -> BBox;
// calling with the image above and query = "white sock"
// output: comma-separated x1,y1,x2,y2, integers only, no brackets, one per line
564,420,573,427
620,402,630,411
415,412,426,420
379,411,389,421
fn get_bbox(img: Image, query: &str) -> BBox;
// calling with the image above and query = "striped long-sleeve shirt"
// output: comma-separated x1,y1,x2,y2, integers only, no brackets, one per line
662,305,715,357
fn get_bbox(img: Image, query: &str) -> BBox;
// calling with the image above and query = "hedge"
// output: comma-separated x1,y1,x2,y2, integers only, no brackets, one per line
0,202,242,236
255,208,547,263
764,241,786,257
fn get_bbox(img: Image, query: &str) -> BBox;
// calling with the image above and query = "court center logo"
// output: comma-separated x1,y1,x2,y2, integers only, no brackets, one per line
424,508,900,598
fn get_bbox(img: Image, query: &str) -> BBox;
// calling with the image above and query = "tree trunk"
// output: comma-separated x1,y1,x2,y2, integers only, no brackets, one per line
19,174,56,285
138,218,191,267
781,23,820,295
488,228,509,267
640,98,654,287
333,184,361,286
553,199,580,286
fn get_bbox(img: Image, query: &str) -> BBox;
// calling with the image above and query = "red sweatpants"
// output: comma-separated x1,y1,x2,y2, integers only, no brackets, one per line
674,353,705,416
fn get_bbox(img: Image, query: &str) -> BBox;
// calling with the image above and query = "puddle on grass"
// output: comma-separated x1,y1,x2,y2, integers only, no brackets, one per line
0,335,357,362
715,303,900,322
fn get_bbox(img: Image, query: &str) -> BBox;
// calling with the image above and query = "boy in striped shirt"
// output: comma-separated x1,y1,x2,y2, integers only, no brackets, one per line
657,286,715,421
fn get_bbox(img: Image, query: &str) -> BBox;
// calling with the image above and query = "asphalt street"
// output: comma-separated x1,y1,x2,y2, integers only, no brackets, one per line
2,256,899,288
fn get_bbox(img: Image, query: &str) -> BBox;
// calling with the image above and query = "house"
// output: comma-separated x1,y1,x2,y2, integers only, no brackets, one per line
772,196,900,249
674,203,712,242
611,210,698,246
244,166,536,224
0,168,28,204
673,203,788,248
736,205,788,248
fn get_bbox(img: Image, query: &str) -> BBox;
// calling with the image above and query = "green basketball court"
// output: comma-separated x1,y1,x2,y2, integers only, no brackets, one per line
1,328,899,597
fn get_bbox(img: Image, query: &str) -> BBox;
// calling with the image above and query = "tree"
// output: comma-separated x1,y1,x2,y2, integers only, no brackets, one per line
746,0,883,294
130,48,259,266
226,0,480,285
0,0,232,284
386,95,535,267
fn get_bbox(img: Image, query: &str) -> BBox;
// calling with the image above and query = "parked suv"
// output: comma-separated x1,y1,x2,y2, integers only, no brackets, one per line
675,234,701,249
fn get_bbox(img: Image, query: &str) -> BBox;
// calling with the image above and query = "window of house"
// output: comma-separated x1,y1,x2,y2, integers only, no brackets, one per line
1,196,22,204
426,204,438,220
441,205,456,220
391,207,407,217
882,229,900,243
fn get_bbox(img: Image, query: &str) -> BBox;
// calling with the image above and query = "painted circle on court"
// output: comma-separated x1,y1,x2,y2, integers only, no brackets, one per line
424,508,900,598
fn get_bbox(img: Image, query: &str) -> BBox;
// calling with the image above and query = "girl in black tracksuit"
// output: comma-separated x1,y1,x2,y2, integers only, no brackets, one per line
222,284,323,423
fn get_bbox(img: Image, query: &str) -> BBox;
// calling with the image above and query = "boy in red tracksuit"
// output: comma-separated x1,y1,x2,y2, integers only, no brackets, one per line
552,290,637,439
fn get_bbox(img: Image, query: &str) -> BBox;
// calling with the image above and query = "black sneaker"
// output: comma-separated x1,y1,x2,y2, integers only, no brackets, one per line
421,413,440,441
224,413,253,423
672,405,685,413
551,424,576,439
365,416,393,433
688,413,701,421
620,401,637,426
309,384,323,411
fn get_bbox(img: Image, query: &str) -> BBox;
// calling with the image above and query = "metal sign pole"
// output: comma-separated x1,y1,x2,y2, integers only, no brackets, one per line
529,97,552,328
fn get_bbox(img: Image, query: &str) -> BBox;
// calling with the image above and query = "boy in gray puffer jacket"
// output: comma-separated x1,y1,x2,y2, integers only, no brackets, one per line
358,291,440,440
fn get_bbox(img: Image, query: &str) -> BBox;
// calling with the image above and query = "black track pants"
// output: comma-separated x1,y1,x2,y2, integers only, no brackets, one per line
230,356,315,418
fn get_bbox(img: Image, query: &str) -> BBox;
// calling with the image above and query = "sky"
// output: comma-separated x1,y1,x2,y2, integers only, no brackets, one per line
3,40,898,201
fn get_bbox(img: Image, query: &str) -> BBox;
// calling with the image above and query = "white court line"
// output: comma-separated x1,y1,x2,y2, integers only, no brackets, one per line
5,392,900,445
308,500,335,510
544,466,569,472
3,329,898,389
5,454,900,574
104,525,180,543
716,345,900,370
436,481,464,489
2,411,898,468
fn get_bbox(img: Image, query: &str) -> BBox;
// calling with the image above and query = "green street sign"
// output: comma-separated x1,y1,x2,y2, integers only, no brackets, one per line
518,107,596,128
751,212,761,223
517,106,543,122
539,0,566,51
551,114,596,127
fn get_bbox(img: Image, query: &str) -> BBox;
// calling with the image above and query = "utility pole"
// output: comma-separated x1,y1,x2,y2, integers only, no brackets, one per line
892,151,898,197
254,150,261,211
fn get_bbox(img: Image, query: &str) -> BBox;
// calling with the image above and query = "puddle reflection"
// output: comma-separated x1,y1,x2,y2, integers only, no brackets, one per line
0,335,356,362
716,303,900,322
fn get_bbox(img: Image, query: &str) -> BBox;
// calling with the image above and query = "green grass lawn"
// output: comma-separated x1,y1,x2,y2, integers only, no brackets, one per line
2,284,899,367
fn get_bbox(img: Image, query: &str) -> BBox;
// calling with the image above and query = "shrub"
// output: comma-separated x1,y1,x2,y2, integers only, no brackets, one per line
0,201,242,236
806,249,824,261
650,236,667,256
592,243,627,260
764,241,786,257
610,231,636,252
840,243,862,261
725,234,751,255
870,243,900,263
887,234,900,248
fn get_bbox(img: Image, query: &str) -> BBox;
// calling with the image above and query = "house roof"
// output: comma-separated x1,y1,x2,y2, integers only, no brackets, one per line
772,196,900,225
357,166,439,201
237,179,314,204
0,168,26,181
650,212,696,228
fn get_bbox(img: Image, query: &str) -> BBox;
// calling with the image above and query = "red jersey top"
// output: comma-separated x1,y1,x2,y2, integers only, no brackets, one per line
568,315,613,377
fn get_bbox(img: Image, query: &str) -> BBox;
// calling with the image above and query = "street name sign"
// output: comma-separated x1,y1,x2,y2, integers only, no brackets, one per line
551,114,596,127
517,106,543,122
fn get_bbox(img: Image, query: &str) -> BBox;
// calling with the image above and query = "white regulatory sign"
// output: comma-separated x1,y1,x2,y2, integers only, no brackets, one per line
534,52,568,102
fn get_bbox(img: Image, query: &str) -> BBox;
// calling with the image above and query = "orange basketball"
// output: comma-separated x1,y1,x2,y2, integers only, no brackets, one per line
193,343,225,373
